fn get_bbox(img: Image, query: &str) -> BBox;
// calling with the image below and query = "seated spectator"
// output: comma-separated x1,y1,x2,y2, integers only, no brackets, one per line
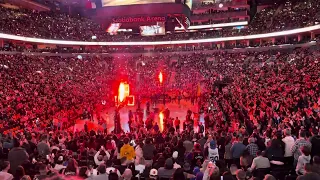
20,175,31,180
297,164,320,180
89,164,108,180
121,168,133,180
106,160,121,178
116,157,128,175
78,166,90,179
240,150,253,171
158,158,176,179
53,156,66,171
264,174,276,180
310,156,320,175
149,168,158,179
251,151,270,170
135,157,146,175
62,158,78,176
235,169,246,180
172,151,181,169
0,161,13,180
203,161,219,180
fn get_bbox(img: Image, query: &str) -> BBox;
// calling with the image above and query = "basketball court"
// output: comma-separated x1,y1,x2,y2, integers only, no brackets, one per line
73,99,203,133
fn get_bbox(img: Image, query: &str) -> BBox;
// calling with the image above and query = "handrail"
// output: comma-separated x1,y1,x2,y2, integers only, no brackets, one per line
0,25,319,46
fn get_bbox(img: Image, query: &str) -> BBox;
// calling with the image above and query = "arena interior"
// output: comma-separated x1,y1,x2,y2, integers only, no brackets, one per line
0,0,320,180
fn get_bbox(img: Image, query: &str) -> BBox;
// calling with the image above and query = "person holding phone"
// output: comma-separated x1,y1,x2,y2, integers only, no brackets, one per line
94,146,110,166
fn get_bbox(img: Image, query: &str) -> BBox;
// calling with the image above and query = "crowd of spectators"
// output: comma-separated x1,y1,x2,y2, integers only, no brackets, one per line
0,54,115,134
0,1,320,179
0,0,319,42
0,42,319,180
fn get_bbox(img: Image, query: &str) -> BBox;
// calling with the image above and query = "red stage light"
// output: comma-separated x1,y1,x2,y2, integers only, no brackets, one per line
118,82,126,102
159,112,164,132
158,72,163,84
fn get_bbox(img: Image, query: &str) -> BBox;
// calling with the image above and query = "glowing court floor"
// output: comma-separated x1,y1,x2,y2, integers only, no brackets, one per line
73,100,203,133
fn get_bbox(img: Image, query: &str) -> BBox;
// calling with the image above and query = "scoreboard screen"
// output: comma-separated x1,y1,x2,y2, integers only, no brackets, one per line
102,0,175,7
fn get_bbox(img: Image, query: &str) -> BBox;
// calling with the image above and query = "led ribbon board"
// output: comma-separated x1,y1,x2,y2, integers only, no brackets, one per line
0,25,319,46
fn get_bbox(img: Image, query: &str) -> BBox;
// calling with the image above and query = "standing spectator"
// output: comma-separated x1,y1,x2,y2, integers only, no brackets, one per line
142,138,155,166
231,136,246,168
8,138,29,176
174,117,180,132
192,143,204,168
120,138,135,162
224,136,233,168
94,146,110,166
265,139,284,161
246,137,259,158
291,131,312,166
135,141,143,165
217,132,226,159
0,161,13,180
310,128,320,158
37,134,50,158
282,128,295,166
296,146,311,175
208,140,219,163
183,137,194,154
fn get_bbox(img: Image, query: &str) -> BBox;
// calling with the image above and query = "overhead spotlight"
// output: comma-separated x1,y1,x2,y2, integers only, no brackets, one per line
219,3,223,8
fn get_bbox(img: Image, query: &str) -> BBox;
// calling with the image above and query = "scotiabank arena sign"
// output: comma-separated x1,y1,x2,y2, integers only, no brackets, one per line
112,16,166,23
